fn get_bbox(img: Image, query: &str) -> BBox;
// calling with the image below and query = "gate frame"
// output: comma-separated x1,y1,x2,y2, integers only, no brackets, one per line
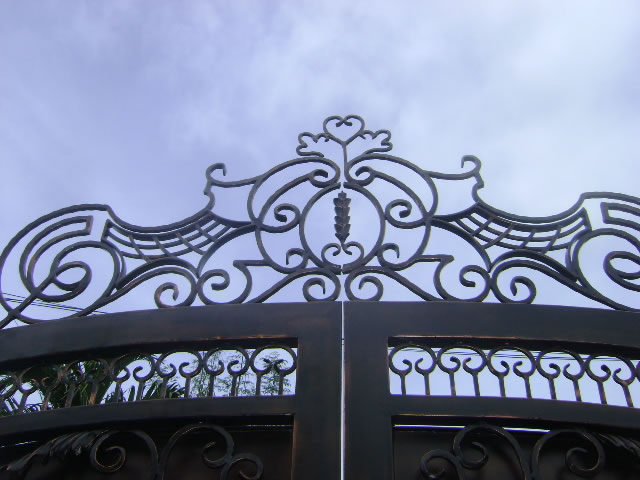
344,301,640,479
0,302,342,480
4,301,640,478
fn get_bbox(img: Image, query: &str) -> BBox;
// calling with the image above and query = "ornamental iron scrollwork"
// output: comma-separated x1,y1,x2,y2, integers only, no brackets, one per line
389,343,640,407
0,345,296,416
2,115,639,325
416,423,640,479
0,423,264,480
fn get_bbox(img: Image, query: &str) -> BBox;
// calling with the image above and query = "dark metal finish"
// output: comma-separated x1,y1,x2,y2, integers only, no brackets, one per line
2,301,640,478
2,423,264,480
2,115,640,477
1,344,297,415
0,302,342,479
344,301,640,479
389,343,640,407
395,423,640,479
333,191,351,244
2,115,639,325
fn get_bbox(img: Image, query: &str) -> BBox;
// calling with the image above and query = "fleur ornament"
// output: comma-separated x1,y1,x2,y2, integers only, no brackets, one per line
1,115,639,325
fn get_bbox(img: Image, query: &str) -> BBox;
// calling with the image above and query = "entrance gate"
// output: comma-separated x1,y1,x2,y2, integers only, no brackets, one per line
2,116,640,478
2,302,640,479
0,303,342,479
345,302,640,479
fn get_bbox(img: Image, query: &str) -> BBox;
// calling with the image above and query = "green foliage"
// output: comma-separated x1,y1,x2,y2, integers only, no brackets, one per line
0,357,184,416
0,349,294,416
190,350,293,397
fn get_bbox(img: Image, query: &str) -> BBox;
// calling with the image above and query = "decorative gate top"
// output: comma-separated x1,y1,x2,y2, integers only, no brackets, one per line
1,115,639,325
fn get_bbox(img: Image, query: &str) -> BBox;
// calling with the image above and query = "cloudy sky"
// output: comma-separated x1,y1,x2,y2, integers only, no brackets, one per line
1,1,639,318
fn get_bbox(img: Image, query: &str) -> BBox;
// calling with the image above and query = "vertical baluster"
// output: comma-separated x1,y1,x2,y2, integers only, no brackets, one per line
415,347,436,396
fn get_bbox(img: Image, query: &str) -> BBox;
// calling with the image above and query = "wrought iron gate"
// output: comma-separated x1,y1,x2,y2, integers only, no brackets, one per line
0,303,342,479
345,302,640,479
3,302,640,479
2,115,640,478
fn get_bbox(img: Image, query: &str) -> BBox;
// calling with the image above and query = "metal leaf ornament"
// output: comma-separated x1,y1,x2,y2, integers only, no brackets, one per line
334,192,351,245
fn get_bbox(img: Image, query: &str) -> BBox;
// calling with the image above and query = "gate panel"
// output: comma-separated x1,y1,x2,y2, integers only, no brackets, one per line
0,302,342,480
344,301,640,479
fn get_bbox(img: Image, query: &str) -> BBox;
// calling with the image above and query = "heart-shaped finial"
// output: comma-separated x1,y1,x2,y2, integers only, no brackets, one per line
323,115,365,144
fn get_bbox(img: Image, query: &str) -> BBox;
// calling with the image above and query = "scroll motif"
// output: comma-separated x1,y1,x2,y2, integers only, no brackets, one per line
1,115,639,325
1,345,296,416
389,343,640,407
1,423,263,480
416,423,640,479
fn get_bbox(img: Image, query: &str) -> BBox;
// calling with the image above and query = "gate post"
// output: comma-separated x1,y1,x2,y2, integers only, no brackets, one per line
344,302,394,480
292,302,343,479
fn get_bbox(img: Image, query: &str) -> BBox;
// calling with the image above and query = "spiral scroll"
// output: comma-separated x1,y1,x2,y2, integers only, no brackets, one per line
1,345,297,416
1,423,263,480
2,115,639,325
389,343,640,407
416,423,640,479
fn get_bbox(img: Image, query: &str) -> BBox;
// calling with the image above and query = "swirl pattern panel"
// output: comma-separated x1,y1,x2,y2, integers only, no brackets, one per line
389,343,640,407
2,115,639,325
1,423,267,480
406,423,640,479
1,345,297,415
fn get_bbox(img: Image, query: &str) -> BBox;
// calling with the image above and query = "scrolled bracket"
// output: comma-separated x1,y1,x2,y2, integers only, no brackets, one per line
2,115,639,325
0,423,264,480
